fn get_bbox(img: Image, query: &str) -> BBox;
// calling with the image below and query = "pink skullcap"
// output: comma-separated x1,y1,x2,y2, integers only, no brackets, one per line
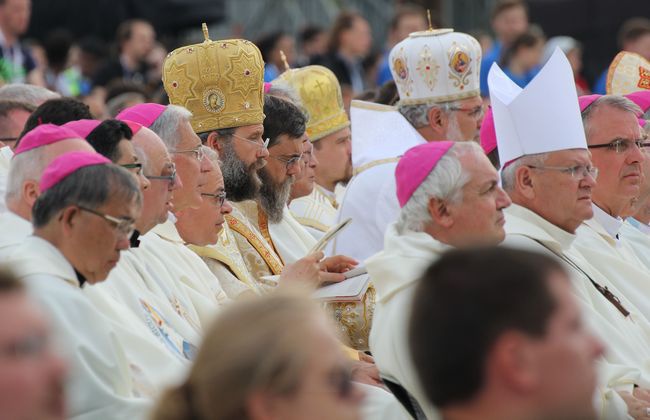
395,141,454,208
122,120,143,136
62,119,101,139
640,118,647,128
40,151,111,192
578,94,602,112
116,103,166,128
480,107,496,154
625,91,650,113
15,124,83,155
264,82,272,93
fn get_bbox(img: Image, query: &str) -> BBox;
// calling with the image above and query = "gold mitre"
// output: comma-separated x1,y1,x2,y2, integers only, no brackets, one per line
606,51,650,95
277,65,350,142
162,24,265,133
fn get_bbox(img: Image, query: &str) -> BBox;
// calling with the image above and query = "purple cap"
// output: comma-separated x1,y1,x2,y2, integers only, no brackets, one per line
15,124,84,155
480,107,496,155
40,151,111,192
116,103,166,128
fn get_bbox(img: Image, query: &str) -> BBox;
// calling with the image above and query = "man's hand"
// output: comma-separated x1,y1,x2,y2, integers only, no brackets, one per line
319,255,358,274
279,252,323,289
618,390,650,419
350,357,387,390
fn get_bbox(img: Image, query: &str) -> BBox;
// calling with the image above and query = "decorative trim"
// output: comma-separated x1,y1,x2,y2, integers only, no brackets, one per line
226,215,284,275
353,157,401,176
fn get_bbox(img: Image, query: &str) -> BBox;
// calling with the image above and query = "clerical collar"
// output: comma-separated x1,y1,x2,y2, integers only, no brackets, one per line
591,204,624,240
130,230,141,248
627,218,650,235
74,269,87,287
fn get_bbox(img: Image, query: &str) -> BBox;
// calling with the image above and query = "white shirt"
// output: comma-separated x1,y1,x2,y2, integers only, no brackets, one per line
0,145,12,214
620,219,650,271
7,236,152,420
0,210,30,262
591,204,624,240
366,223,445,420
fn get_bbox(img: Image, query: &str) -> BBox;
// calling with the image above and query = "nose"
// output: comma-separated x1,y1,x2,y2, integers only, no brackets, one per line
288,161,301,177
257,146,270,159
139,173,151,191
629,142,646,164
496,186,512,210
172,172,183,191
221,200,233,215
199,154,211,171
116,235,130,250
590,334,606,359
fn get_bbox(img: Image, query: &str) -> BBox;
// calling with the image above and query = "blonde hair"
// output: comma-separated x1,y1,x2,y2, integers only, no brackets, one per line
151,293,324,420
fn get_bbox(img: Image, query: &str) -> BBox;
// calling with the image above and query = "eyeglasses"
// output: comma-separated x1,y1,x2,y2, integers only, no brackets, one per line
0,333,49,359
201,191,227,207
121,163,143,176
78,205,135,238
587,138,649,154
146,164,177,187
270,153,304,171
232,133,270,149
448,105,484,119
173,144,204,161
527,164,599,180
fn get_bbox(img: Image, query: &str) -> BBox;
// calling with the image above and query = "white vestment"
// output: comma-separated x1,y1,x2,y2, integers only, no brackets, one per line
269,206,318,263
289,185,339,240
503,204,650,418
8,236,152,420
138,220,229,328
366,223,446,420
0,145,12,214
619,218,650,271
0,210,30,262
573,205,650,321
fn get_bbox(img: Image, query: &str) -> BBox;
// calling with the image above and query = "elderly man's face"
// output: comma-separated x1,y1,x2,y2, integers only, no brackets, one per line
135,129,180,234
587,104,645,217
445,96,484,143
526,149,596,233
290,139,318,201
442,151,511,247
171,120,206,212
68,195,139,283
115,139,150,191
524,271,603,419
0,290,66,420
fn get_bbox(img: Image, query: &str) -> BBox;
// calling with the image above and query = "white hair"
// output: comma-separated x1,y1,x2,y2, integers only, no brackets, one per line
202,145,218,165
395,142,483,234
267,79,302,105
581,95,641,138
397,100,462,129
149,104,192,152
5,148,48,202
0,84,59,106
500,152,549,192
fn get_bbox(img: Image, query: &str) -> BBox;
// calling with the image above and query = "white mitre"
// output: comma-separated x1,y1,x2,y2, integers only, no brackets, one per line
349,100,424,170
390,27,481,105
488,47,587,166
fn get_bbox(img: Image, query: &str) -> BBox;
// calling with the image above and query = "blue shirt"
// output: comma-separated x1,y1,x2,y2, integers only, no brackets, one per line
480,41,503,97
376,52,393,86
593,69,608,94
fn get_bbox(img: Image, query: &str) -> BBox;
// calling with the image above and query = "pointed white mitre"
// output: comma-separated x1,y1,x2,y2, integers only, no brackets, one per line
488,47,587,166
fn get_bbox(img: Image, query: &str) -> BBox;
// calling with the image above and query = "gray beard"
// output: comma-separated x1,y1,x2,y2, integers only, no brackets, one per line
219,141,262,202
258,167,293,224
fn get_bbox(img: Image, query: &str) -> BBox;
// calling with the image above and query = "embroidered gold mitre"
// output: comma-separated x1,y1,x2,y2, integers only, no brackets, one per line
162,24,265,133
277,65,350,142
606,51,650,95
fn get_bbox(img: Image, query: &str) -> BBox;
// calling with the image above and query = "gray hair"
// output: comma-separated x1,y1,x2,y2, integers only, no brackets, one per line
581,95,642,138
500,153,549,192
32,164,141,228
267,79,302,106
395,142,483,234
5,148,48,202
202,145,218,166
398,100,461,129
149,104,192,152
0,84,59,106
198,127,235,144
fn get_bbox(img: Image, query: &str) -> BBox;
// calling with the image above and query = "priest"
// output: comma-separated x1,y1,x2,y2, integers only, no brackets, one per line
367,140,511,419
334,25,484,261
491,49,650,418
7,151,151,419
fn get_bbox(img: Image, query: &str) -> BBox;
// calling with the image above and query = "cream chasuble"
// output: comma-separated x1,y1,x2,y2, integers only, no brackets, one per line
289,185,339,239
503,204,650,418
0,210,31,262
620,219,650,271
573,208,650,321
228,200,375,350
138,220,228,328
366,223,447,420
85,247,203,360
8,236,152,420
0,145,11,213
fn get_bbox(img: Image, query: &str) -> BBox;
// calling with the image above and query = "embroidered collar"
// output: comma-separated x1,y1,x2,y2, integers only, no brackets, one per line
591,204,624,240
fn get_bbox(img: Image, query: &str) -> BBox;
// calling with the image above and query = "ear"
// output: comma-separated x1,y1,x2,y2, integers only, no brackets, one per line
207,131,223,153
489,332,538,394
427,106,447,137
515,165,536,200
428,197,454,228
60,206,80,235
245,391,278,420
22,180,40,208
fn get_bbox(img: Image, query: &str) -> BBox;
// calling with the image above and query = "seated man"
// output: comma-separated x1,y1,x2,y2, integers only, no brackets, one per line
410,247,603,420
7,151,151,419
0,268,67,420
367,140,511,419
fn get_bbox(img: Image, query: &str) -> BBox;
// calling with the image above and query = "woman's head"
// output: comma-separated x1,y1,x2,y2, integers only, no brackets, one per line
152,293,364,420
